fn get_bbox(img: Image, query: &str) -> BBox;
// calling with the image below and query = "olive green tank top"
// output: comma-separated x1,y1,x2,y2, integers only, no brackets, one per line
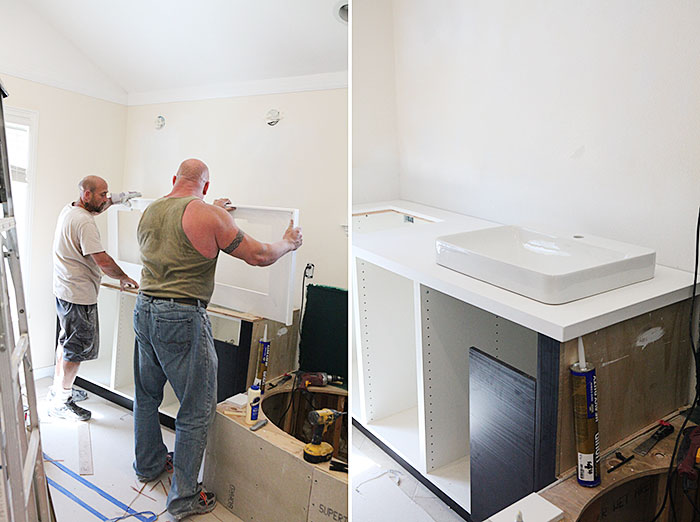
137,196,218,303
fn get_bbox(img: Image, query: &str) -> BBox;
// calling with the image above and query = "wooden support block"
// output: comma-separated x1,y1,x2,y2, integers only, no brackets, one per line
332,396,346,459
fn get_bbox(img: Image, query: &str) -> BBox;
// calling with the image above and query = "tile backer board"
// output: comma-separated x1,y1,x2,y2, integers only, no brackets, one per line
308,468,348,522
107,199,298,324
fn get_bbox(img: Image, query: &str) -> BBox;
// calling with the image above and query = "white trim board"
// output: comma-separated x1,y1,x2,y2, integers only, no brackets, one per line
127,71,348,106
107,198,298,325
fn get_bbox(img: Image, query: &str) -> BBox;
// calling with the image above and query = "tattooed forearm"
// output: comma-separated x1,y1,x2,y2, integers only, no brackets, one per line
223,230,244,254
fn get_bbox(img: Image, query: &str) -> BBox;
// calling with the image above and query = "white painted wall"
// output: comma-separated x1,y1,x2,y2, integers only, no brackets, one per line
122,89,348,300
2,74,127,370
0,0,127,104
363,1,700,273
352,0,401,204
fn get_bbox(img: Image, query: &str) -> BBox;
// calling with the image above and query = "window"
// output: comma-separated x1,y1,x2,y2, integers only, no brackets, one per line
4,107,38,295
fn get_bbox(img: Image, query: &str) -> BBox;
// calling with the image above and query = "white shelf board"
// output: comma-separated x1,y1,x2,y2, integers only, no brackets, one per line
353,200,697,342
114,384,180,418
361,408,471,511
78,357,112,388
366,406,421,469
159,401,180,418
428,456,470,512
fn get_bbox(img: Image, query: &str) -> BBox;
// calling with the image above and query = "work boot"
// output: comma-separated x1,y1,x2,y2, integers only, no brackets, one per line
137,452,174,483
172,489,216,520
47,397,91,421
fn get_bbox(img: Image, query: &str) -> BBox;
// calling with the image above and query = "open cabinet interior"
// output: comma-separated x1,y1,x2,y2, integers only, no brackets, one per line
354,258,420,464
354,255,542,516
107,199,299,325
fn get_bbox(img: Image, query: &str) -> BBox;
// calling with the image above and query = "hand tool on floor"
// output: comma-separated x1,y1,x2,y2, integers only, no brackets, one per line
303,408,344,463
298,372,343,389
632,420,674,456
250,418,268,431
329,458,347,473
267,373,292,389
607,451,634,473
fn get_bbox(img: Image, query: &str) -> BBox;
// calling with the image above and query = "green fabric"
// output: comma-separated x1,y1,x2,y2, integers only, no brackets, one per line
298,284,348,383
137,196,218,302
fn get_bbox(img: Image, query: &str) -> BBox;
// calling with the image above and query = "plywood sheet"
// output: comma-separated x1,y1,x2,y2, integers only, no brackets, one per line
247,310,300,388
541,414,697,522
556,299,692,475
308,468,348,522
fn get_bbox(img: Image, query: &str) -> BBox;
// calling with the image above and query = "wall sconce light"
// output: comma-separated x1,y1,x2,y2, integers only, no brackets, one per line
266,109,282,126
334,2,348,23
155,115,166,130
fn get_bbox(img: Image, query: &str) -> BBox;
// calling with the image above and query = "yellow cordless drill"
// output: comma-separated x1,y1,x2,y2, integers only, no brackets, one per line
303,408,344,463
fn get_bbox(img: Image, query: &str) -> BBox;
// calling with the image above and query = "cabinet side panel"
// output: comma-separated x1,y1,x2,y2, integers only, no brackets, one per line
419,286,470,472
535,334,560,490
356,259,417,421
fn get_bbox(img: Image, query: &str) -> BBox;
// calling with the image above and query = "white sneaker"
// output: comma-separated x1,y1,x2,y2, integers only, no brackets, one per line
47,398,91,421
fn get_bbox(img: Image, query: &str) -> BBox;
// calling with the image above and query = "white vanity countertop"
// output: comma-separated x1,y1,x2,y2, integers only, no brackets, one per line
352,200,696,342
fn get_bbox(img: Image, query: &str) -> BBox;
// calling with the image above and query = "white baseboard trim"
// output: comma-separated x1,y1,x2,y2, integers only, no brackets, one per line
33,366,55,380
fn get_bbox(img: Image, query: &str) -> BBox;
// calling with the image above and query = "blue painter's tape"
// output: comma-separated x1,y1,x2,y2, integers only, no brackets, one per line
43,453,156,522
46,476,108,521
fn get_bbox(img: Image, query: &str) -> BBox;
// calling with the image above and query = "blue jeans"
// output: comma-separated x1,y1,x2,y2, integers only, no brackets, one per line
133,294,217,516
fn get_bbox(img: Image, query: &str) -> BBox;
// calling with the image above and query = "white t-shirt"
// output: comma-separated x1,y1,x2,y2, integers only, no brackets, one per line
53,203,104,305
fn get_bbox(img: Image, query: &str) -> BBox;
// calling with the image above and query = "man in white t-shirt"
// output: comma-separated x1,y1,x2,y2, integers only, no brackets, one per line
50,175,140,421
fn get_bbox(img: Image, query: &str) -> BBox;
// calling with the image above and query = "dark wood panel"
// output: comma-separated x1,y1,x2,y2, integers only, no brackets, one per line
469,347,536,522
534,334,560,490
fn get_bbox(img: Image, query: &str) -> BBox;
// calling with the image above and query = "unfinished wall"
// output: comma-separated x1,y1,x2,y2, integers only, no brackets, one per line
352,0,401,204
368,1,700,273
122,89,348,295
2,74,128,370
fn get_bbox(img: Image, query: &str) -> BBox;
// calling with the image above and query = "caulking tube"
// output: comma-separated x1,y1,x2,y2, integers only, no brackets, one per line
256,325,270,394
571,337,601,487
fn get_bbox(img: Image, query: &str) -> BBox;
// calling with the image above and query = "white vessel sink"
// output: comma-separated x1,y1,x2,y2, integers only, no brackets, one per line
435,226,656,304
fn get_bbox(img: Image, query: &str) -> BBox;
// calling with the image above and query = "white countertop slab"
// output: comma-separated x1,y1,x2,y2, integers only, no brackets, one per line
353,200,696,342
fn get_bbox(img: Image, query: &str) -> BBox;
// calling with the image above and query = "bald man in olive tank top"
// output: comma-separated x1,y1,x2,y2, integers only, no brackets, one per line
133,159,302,519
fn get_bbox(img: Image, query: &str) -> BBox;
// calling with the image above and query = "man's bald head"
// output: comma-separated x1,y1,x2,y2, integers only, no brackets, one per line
78,175,109,213
172,159,210,197
175,159,209,185
79,175,107,195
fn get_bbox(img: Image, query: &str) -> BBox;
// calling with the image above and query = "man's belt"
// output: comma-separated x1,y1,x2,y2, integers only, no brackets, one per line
140,293,208,308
